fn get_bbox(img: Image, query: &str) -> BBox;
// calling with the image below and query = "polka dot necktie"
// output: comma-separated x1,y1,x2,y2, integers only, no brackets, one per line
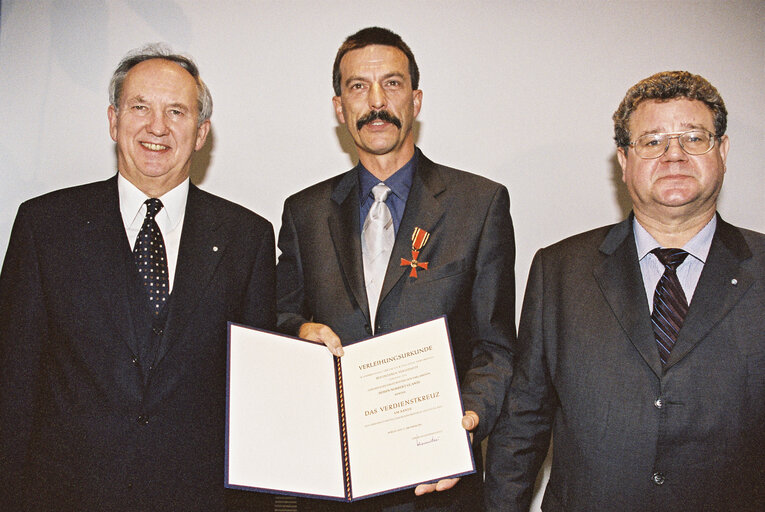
651,248,689,366
133,198,169,315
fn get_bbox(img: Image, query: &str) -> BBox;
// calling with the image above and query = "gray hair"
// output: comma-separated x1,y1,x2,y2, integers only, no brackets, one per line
108,43,212,125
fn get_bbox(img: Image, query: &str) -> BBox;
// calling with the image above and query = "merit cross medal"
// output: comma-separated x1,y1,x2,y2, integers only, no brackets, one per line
400,227,430,278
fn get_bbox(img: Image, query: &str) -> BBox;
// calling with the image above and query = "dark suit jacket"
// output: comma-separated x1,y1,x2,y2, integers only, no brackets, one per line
276,150,516,510
485,216,765,511
0,176,276,511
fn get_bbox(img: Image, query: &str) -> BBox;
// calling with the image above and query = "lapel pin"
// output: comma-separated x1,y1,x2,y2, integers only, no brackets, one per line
213,246,219,252
400,227,430,278
731,278,737,285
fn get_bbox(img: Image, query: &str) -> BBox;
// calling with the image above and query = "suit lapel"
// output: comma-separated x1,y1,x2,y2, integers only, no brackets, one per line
666,217,755,369
88,176,142,358
154,184,225,365
378,154,446,304
593,219,663,377
327,169,369,320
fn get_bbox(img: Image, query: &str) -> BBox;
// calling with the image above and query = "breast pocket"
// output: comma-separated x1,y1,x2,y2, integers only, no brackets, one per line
411,258,467,285
401,259,470,320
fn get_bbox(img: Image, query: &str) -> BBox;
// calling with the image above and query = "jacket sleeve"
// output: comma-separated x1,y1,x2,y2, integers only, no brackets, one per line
275,199,311,335
459,184,517,441
241,220,277,331
484,249,555,511
0,203,47,510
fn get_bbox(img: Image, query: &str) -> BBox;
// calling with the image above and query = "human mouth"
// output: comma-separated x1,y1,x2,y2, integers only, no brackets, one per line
140,142,169,151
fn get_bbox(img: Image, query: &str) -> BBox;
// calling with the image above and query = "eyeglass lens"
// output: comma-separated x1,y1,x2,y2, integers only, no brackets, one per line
634,130,714,158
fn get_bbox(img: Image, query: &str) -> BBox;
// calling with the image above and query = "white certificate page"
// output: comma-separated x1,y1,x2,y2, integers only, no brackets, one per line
227,325,346,499
226,317,474,501
341,317,475,499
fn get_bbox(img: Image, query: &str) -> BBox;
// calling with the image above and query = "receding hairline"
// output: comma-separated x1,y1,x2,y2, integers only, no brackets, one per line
117,59,201,108
336,46,414,92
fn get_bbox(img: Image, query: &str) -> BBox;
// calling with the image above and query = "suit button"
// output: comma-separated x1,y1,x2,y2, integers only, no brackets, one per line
364,324,372,335
654,398,663,409
152,327,164,335
652,472,665,485
131,357,139,367
137,415,149,425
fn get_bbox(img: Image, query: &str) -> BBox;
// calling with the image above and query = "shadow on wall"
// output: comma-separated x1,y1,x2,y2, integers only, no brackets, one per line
609,153,632,218
190,127,215,185
333,120,423,167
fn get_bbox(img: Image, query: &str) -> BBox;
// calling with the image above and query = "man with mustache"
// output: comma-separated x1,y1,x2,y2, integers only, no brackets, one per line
275,27,516,511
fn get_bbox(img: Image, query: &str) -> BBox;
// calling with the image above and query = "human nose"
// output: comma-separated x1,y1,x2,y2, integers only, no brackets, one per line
368,82,386,110
662,135,687,160
147,110,169,136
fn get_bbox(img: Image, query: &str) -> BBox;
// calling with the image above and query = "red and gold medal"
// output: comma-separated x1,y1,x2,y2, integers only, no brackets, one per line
400,227,430,278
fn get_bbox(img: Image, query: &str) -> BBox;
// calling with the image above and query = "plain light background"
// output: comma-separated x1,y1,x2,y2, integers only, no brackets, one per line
1,1,763,508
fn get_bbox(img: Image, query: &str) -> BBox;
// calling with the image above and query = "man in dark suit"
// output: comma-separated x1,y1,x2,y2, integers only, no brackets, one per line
485,71,765,511
276,27,515,510
0,44,275,511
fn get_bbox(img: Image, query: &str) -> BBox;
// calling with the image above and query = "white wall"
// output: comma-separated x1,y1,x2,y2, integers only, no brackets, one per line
1,1,763,508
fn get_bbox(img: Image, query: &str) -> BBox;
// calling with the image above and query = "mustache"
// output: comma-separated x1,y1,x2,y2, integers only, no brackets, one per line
356,110,402,131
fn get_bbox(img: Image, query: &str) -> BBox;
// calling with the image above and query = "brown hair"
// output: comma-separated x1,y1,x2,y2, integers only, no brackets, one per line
613,71,726,149
332,27,419,96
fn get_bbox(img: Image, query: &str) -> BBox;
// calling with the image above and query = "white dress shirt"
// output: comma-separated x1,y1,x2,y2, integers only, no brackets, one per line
118,174,188,293
634,215,716,312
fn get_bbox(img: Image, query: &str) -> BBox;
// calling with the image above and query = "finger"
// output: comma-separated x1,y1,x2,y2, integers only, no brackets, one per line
414,477,460,496
462,410,479,431
436,478,459,491
414,483,437,495
319,326,344,357
299,323,345,357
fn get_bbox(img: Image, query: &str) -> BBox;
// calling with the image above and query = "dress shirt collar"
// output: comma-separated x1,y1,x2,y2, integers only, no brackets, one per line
357,152,416,203
634,215,716,264
118,173,189,231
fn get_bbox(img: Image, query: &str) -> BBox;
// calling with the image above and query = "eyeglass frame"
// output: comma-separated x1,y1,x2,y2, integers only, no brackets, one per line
626,129,719,159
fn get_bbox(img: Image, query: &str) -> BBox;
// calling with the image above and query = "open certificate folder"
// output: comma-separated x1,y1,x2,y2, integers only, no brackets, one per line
225,317,475,502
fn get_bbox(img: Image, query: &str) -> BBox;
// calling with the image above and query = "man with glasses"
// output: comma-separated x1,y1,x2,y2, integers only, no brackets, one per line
485,71,764,511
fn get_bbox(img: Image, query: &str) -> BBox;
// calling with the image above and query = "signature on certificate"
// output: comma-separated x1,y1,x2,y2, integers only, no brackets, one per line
415,432,441,446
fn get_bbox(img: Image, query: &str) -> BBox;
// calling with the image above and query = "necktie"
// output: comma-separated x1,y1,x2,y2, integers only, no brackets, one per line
134,198,169,315
362,183,394,330
651,248,689,365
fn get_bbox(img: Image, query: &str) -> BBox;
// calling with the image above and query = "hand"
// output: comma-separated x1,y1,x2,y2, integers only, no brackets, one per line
414,411,478,496
298,322,344,357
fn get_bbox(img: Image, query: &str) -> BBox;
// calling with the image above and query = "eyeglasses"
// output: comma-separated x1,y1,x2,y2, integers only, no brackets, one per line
628,129,717,159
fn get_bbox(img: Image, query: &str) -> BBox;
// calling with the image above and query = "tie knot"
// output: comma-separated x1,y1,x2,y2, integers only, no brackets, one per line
144,198,164,219
371,183,391,203
652,248,689,271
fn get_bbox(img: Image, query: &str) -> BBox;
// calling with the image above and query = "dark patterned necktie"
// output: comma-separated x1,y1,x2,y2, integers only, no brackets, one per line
651,248,689,365
133,198,169,315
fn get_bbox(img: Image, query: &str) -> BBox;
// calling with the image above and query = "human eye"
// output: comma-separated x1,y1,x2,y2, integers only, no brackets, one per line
638,134,663,147
683,130,708,143
131,104,148,112
348,81,366,91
